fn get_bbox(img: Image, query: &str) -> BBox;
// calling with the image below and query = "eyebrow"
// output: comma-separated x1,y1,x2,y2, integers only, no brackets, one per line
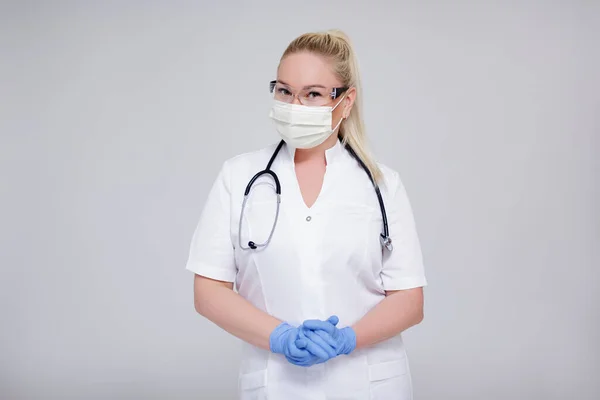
277,80,328,89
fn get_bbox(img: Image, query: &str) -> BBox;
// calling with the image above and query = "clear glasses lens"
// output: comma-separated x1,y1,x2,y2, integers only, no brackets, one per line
272,82,333,107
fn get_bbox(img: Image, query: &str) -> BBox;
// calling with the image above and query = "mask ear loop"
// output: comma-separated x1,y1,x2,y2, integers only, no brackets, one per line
330,92,347,112
331,92,348,132
332,114,345,132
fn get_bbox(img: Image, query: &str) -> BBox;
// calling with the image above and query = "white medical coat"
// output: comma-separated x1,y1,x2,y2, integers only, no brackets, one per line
186,139,428,399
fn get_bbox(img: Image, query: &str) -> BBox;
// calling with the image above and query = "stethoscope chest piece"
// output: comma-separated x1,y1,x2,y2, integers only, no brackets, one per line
380,234,393,252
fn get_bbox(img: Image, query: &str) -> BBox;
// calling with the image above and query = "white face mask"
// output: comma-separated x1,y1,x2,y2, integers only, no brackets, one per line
268,96,345,149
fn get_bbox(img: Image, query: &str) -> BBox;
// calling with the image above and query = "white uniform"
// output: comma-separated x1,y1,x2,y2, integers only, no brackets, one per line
185,139,428,400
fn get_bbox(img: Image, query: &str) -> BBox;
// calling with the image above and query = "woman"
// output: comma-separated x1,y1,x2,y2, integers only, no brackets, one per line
185,29,427,399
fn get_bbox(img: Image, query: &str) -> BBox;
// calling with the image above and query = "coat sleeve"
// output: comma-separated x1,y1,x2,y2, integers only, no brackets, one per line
185,160,237,282
380,171,428,291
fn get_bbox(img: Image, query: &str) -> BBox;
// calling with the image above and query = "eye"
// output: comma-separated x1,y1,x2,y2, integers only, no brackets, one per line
277,87,292,96
307,91,322,98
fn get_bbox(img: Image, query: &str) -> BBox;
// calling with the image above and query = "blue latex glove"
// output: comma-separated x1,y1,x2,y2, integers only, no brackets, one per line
269,322,333,367
295,316,340,364
301,315,357,356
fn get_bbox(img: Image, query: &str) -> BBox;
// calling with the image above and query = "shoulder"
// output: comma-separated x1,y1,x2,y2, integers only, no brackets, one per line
227,143,279,167
375,162,403,197
374,162,417,212
217,142,281,184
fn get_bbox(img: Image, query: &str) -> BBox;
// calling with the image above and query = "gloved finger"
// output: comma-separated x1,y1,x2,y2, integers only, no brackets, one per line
299,328,330,359
284,347,307,362
327,315,340,326
295,329,308,349
286,347,309,361
311,329,338,348
302,319,336,334
287,331,316,366
301,328,335,359
299,328,308,339
300,337,331,360
286,331,310,359
303,329,337,358
285,354,313,367
285,353,306,363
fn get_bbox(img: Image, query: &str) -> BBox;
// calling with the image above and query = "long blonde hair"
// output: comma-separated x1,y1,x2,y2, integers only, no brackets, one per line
280,29,383,184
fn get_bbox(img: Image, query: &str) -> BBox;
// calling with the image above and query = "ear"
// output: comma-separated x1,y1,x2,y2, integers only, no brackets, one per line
342,87,357,118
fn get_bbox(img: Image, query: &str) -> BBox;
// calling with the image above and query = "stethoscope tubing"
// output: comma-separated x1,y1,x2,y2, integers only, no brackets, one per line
239,139,392,252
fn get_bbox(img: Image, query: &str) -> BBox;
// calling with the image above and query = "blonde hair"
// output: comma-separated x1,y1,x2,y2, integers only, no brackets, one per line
280,29,383,184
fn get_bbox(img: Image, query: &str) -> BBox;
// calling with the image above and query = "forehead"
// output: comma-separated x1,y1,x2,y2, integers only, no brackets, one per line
277,51,340,87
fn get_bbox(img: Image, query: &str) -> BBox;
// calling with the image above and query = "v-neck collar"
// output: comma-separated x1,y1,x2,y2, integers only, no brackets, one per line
283,137,345,166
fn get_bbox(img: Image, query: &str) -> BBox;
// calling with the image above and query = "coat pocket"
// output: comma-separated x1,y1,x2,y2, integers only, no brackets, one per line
368,359,412,400
239,369,267,400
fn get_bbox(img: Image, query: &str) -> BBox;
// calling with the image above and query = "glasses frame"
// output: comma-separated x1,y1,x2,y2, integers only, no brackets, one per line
269,80,349,106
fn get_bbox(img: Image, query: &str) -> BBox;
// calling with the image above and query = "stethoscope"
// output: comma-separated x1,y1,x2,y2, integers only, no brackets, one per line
238,138,393,252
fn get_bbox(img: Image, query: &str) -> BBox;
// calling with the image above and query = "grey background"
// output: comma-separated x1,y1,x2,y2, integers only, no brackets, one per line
1,1,598,399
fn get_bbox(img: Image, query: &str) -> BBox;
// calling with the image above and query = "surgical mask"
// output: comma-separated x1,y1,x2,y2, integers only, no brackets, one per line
268,96,345,149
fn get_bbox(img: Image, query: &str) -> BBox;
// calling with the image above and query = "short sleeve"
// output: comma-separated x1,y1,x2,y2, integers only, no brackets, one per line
184,161,236,282
380,172,428,291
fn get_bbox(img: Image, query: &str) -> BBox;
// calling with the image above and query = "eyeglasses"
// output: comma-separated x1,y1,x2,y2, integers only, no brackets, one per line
269,80,349,107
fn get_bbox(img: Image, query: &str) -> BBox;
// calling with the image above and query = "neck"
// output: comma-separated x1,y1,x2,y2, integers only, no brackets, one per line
294,133,339,164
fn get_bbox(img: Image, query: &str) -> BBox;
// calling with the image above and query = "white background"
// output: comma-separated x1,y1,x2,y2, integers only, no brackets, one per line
1,1,598,399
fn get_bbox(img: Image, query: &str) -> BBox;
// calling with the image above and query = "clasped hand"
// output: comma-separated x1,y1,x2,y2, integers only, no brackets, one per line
269,315,356,367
